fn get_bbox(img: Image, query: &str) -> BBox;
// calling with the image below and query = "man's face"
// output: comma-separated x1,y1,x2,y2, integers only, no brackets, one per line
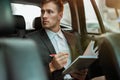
41,2,63,31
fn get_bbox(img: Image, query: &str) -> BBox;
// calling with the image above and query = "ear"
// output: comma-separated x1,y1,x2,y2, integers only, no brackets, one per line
58,12,63,20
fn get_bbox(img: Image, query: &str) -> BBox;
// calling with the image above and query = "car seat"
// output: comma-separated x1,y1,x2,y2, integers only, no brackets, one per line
99,33,120,80
13,15,26,38
0,39,48,80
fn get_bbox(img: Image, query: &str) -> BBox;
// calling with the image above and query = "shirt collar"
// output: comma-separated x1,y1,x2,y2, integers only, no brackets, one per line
45,29,64,40
57,30,64,39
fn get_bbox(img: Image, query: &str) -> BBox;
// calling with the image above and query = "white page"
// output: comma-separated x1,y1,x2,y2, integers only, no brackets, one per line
82,40,98,58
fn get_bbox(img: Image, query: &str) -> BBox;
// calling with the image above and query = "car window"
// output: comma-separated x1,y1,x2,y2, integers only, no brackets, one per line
11,3,72,30
60,2,72,30
84,0,101,34
11,3,40,30
97,0,120,32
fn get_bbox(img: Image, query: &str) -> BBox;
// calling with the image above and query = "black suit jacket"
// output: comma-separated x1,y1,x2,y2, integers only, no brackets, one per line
26,29,83,80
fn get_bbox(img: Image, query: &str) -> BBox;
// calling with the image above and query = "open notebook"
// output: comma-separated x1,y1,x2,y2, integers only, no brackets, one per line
63,40,98,74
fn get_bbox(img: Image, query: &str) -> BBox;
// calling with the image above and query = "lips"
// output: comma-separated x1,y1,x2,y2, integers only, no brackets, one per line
43,21,48,23
43,20,49,24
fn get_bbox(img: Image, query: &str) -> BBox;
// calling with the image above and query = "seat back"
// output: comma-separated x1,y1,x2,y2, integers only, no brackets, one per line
33,17,42,30
1,15,26,38
7,15,26,38
13,15,26,38
0,39,48,80
99,33,120,80
0,47,7,80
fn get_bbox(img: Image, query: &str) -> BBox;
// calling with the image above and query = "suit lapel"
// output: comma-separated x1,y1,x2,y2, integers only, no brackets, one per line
63,31,81,61
39,29,56,54
63,31,76,61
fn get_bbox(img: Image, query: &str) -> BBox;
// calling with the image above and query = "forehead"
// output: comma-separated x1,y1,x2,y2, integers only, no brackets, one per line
41,2,58,10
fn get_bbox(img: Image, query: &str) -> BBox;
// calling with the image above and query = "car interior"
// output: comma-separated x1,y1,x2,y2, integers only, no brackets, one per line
99,33,120,80
0,38,48,80
0,0,48,80
97,0,120,80
0,0,120,80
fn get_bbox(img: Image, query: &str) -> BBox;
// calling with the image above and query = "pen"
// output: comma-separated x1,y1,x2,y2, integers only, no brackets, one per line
49,54,56,57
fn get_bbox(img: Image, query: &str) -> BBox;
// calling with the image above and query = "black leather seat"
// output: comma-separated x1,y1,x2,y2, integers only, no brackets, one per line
33,17,42,30
13,15,26,38
4,15,26,38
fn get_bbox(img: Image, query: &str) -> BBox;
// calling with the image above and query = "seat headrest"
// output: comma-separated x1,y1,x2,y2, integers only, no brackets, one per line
13,15,25,30
12,15,26,37
0,15,25,37
0,0,14,36
106,0,120,9
33,17,42,30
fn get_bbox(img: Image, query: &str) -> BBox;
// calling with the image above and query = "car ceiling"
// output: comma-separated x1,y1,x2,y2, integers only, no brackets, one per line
11,0,67,6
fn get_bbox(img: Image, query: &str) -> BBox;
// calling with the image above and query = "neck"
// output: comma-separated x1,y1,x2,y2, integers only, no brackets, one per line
49,25,61,33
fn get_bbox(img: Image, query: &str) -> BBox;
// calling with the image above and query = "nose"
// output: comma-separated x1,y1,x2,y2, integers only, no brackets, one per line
42,11,48,18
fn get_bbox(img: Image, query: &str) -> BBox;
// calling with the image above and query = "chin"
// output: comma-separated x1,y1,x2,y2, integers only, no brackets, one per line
42,25,50,29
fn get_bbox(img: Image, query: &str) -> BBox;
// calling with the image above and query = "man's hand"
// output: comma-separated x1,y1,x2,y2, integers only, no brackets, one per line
49,52,69,72
70,69,88,80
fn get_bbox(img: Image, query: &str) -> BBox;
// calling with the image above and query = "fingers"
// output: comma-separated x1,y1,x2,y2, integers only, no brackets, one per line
51,52,69,70
56,52,68,58
70,69,88,80
56,52,68,61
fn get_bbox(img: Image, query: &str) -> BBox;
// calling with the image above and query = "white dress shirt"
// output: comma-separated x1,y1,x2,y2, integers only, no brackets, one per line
45,29,72,79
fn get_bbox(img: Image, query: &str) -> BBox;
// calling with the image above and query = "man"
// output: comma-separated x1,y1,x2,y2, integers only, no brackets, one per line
26,0,87,80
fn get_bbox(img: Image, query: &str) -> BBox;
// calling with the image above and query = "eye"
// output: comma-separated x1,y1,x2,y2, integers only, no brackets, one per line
47,10,54,14
41,10,45,14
